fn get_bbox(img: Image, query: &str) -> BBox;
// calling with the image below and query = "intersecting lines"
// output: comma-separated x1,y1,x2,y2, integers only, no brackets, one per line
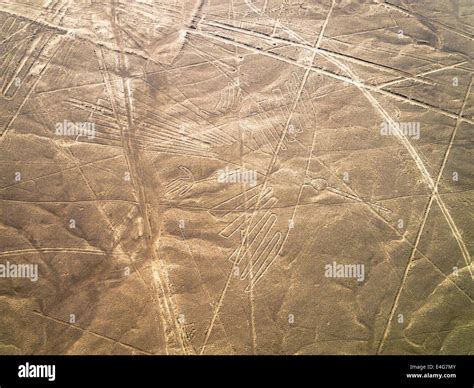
1,0,473,356
187,13,474,125
376,76,474,354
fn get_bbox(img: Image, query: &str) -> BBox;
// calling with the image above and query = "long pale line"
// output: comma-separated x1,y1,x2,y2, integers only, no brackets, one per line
186,28,474,126
318,50,472,278
377,77,474,353
200,0,336,353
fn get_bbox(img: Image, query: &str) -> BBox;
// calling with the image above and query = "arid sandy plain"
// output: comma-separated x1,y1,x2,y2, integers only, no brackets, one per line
0,0,473,355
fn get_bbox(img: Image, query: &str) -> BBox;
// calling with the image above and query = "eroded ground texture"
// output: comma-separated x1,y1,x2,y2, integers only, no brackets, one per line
0,0,473,355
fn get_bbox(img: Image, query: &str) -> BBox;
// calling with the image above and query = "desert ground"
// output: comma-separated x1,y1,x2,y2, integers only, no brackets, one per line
0,0,473,355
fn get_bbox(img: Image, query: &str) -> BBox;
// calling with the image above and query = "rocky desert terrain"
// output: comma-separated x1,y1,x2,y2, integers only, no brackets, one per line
0,0,473,355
